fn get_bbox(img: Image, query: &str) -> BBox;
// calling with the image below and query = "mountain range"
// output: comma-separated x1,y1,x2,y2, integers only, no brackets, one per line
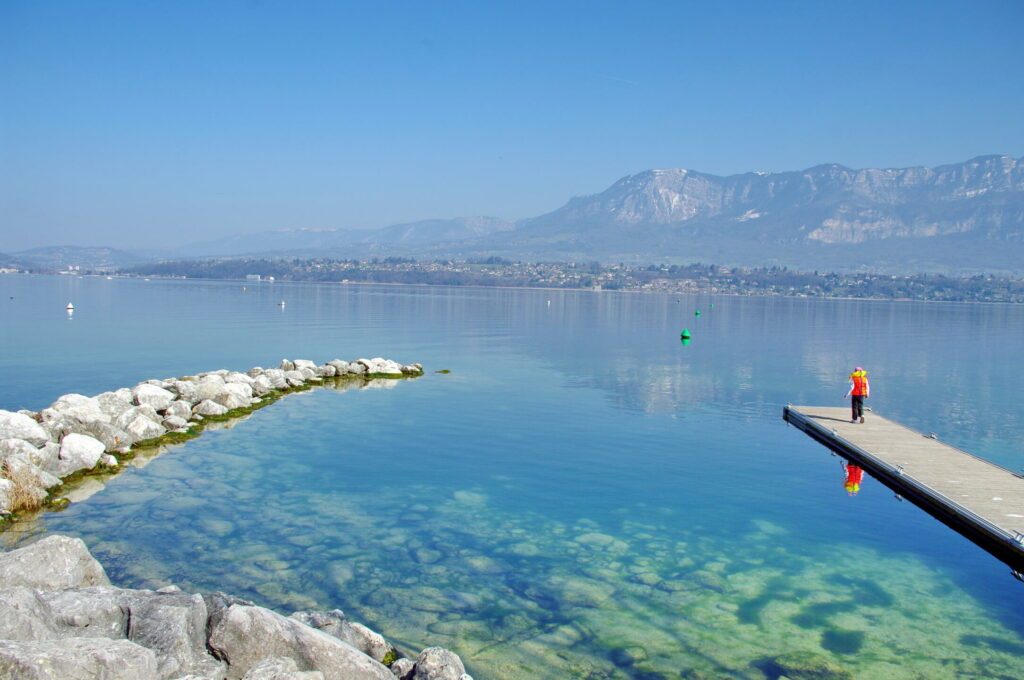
6,155,1023,274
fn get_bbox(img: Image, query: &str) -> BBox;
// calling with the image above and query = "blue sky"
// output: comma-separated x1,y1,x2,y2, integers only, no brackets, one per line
2,0,1022,250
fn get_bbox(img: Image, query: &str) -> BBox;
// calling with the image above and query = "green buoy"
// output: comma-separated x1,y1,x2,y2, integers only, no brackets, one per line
695,309,701,317
680,337,692,346
680,328,691,340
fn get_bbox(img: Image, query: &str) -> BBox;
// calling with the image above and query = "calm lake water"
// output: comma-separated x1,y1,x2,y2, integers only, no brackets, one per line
2,274,1023,679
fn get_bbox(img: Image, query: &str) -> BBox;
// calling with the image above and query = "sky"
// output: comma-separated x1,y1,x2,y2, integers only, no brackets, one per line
1,0,1023,252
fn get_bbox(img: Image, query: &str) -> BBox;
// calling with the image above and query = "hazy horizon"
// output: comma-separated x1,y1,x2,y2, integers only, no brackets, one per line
2,1,1024,251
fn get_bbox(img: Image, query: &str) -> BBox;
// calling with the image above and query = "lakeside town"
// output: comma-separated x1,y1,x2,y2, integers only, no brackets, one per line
17,256,1018,303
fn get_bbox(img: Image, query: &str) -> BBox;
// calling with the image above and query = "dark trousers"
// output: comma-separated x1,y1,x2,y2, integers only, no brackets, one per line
851,395,864,421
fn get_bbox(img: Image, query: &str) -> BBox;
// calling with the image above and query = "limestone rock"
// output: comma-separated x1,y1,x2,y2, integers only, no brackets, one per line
194,400,229,417
0,586,61,640
318,365,337,377
391,658,415,679
39,586,128,638
263,369,288,390
252,375,274,396
133,384,177,412
356,358,404,376
293,359,317,371
126,590,223,679
214,383,253,410
57,433,105,475
195,376,228,403
70,421,133,453
209,604,393,680
164,416,190,431
0,479,13,514
114,405,162,432
0,438,44,466
412,647,466,680
242,657,326,680
95,391,134,419
166,400,194,420
50,395,110,426
346,362,367,376
225,372,256,386
290,610,397,665
123,414,167,443
280,359,295,371
327,360,351,375
0,637,159,680
0,410,50,447
4,454,61,490
172,381,200,405
284,371,306,386
0,535,110,590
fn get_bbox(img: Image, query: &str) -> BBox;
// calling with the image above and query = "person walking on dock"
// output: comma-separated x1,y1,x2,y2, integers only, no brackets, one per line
846,366,870,423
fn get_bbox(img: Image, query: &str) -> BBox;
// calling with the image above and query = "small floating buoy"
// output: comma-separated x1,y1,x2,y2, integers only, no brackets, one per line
680,337,691,346
65,302,74,311
277,300,286,307
680,328,691,340
546,300,551,306
710,303,715,309
694,309,701,317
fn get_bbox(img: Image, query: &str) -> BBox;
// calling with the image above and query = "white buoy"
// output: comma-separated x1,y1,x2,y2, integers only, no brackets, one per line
278,300,286,307
65,302,74,311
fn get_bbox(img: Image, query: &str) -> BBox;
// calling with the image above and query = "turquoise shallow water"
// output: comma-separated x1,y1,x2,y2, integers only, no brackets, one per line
2,275,1024,678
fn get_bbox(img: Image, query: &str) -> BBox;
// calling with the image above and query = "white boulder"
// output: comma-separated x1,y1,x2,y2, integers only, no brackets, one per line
214,383,253,410
0,410,50,447
133,384,176,412
193,400,229,417
166,400,194,420
57,433,105,475
123,415,166,443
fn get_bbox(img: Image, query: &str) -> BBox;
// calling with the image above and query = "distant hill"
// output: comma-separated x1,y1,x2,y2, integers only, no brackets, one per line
12,246,147,271
493,155,1024,272
178,216,513,258
168,155,1024,274
0,252,28,269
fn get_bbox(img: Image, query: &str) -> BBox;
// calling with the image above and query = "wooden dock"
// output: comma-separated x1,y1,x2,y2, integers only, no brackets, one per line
783,405,1024,573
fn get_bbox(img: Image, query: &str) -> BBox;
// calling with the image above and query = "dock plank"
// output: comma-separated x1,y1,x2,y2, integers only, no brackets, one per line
784,405,1024,572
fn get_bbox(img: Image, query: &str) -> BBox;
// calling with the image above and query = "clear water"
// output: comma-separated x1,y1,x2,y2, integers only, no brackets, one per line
2,274,1023,679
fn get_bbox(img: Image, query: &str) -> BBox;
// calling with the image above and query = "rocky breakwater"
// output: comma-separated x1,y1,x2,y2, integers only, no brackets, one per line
0,535,473,680
0,357,423,519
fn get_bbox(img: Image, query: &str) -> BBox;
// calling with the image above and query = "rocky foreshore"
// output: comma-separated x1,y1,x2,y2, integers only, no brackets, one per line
0,357,424,518
0,534,473,679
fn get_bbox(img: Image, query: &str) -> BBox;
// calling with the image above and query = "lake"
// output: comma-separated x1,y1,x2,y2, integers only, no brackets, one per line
2,274,1023,679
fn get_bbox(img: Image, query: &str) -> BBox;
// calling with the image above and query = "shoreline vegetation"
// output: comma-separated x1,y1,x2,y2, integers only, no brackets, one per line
0,357,425,528
92,257,1024,304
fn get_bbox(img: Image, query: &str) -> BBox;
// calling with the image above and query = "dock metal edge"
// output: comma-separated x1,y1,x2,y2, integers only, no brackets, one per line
782,405,1024,574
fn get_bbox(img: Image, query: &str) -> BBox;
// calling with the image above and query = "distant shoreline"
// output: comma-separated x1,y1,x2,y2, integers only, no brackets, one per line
6,269,1022,306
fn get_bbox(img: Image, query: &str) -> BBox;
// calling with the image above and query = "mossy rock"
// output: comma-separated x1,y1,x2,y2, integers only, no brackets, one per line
381,649,398,667
767,651,853,680
435,369,451,374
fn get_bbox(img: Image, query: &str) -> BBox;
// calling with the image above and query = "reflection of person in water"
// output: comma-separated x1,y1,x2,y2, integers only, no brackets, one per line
843,461,864,496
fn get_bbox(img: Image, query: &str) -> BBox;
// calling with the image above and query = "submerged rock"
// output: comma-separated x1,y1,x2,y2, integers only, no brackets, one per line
768,651,854,680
